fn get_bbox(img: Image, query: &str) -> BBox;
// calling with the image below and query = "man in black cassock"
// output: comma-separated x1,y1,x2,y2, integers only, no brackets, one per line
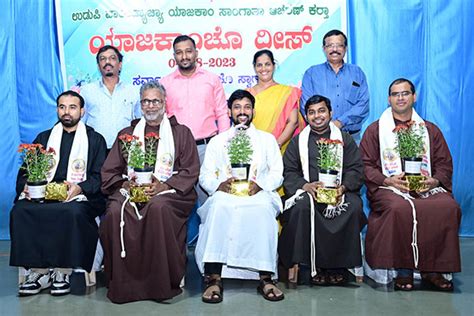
10,91,107,296
278,95,366,287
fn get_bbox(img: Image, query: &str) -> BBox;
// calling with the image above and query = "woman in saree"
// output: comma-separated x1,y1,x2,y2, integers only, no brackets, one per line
247,49,305,153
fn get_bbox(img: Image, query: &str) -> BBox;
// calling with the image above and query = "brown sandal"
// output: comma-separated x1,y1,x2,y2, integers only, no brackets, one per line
202,276,223,304
421,273,454,292
311,270,328,286
257,277,285,302
394,276,414,291
327,271,346,286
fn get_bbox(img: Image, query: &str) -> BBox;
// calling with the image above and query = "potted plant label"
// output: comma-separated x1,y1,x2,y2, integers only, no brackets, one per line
119,132,159,202
227,129,253,196
393,121,426,191
316,138,343,205
18,143,56,202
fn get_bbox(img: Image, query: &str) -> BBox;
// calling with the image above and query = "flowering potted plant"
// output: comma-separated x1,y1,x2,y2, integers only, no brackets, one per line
119,132,159,202
227,129,253,196
316,138,343,204
393,121,426,191
18,143,55,202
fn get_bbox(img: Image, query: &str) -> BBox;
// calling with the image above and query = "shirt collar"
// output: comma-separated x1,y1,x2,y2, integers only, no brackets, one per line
171,65,204,79
324,61,346,73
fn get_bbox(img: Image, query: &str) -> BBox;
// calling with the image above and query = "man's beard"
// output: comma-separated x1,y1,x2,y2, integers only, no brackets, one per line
144,109,165,122
177,60,196,72
60,116,80,128
232,114,252,127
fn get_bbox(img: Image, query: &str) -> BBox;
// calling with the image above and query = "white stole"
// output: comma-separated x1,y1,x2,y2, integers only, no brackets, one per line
132,115,175,182
46,121,88,184
378,108,431,177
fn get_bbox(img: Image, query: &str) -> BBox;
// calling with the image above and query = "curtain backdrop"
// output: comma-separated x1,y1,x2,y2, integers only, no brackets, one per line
0,0,472,238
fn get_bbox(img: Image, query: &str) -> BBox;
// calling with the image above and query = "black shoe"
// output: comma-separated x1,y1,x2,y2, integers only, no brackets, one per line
50,271,71,296
19,271,51,296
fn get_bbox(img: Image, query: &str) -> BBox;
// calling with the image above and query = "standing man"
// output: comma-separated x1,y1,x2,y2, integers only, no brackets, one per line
81,45,141,149
360,78,461,291
100,80,200,303
279,95,366,287
10,91,107,296
195,90,284,303
301,29,369,139
161,35,230,204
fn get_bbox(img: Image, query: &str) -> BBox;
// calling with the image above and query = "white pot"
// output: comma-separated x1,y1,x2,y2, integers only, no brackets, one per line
230,163,250,181
27,181,47,200
403,158,422,175
134,168,153,185
318,169,339,188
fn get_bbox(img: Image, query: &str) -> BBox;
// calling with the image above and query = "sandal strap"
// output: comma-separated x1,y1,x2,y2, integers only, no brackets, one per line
204,276,223,291
260,276,276,287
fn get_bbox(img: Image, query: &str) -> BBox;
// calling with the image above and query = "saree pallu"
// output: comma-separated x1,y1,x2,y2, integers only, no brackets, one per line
251,84,305,153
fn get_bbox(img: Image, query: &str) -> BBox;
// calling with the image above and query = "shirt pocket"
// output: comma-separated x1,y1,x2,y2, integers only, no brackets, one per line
346,84,360,105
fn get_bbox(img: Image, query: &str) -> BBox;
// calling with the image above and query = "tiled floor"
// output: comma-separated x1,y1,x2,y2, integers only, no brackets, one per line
0,239,473,316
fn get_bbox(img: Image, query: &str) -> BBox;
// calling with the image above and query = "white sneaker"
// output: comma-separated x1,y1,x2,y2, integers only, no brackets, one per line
19,271,51,296
50,271,71,296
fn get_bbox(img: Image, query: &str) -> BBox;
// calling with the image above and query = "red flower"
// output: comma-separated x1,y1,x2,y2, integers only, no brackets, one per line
145,132,160,140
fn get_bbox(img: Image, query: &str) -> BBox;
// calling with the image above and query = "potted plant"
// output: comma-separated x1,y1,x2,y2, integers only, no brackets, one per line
18,143,55,202
227,129,253,196
316,138,343,204
393,121,426,191
119,132,159,202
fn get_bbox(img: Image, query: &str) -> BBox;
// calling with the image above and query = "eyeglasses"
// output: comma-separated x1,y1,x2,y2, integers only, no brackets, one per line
141,99,165,107
99,55,118,62
390,91,412,98
324,43,345,49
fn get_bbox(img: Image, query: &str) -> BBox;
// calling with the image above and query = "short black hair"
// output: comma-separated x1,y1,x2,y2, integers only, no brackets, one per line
173,35,196,50
304,95,332,114
252,49,275,66
323,29,347,47
227,90,255,109
388,78,416,95
56,90,85,108
95,45,123,64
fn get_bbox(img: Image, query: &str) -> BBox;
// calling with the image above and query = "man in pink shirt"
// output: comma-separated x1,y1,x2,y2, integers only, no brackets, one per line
161,35,230,205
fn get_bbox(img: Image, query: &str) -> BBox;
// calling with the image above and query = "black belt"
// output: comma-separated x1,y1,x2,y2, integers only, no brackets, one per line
196,136,214,145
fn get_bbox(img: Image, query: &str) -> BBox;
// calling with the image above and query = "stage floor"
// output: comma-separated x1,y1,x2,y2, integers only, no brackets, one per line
0,239,473,315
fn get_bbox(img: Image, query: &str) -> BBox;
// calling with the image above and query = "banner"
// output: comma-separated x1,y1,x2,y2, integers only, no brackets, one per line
56,0,346,94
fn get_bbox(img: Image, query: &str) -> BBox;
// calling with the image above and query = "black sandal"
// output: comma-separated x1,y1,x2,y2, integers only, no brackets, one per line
257,277,285,302
421,273,454,292
327,270,346,286
202,276,223,304
394,276,414,291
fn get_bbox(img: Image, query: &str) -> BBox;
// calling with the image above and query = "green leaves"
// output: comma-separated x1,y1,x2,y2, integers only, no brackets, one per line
393,122,425,158
228,129,253,164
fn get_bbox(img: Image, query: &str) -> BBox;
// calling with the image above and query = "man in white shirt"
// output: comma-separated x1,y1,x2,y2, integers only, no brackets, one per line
81,45,141,149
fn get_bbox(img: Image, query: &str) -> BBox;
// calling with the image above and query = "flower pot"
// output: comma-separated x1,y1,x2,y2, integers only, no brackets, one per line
318,169,339,188
27,180,47,202
402,157,422,175
133,167,153,185
230,163,250,181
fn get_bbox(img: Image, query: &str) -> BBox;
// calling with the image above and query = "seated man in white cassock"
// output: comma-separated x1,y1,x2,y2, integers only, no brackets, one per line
10,91,107,296
195,89,285,303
